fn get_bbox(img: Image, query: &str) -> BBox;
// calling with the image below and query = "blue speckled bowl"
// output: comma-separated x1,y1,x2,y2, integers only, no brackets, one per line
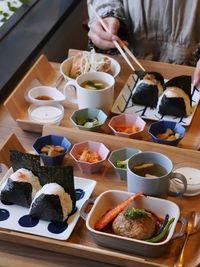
148,120,185,146
32,134,71,166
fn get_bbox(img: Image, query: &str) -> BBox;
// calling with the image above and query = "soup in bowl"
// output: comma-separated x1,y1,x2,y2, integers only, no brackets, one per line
64,71,115,115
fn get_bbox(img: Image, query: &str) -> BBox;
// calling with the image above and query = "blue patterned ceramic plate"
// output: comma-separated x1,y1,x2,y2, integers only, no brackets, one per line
111,74,200,126
0,168,96,240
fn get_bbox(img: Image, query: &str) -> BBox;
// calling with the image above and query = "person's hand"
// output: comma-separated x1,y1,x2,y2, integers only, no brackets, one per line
88,17,120,49
193,59,200,89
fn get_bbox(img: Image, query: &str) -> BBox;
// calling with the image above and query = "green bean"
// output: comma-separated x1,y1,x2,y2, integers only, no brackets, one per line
156,214,169,235
146,217,175,243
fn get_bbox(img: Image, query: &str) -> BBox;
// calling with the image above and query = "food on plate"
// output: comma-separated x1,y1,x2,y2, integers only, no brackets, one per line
132,162,167,178
29,183,73,222
9,150,76,211
112,207,175,242
95,192,144,231
116,159,129,169
41,145,65,156
158,75,192,117
69,50,111,78
0,168,41,207
132,71,165,107
78,149,102,163
156,128,180,141
75,115,100,128
80,80,109,90
114,124,140,134
95,193,175,242
112,207,156,240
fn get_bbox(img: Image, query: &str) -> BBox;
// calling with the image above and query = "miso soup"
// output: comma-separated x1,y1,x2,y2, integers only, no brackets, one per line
81,80,108,90
132,162,167,178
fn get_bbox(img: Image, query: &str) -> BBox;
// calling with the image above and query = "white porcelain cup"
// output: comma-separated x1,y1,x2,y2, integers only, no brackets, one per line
63,72,115,114
127,151,187,197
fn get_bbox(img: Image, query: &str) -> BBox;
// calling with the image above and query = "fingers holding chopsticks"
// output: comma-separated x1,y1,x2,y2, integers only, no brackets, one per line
88,17,120,49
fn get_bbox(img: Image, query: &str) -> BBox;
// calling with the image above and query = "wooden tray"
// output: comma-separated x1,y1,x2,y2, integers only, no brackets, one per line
4,50,200,151
0,127,200,267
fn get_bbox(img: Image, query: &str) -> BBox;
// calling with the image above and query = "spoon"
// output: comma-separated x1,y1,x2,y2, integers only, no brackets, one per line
174,211,200,267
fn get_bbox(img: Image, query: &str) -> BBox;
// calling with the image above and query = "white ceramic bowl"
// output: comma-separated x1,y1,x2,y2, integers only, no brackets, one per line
81,190,185,257
26,86,66,105
60,55,121,81
28,103,64,125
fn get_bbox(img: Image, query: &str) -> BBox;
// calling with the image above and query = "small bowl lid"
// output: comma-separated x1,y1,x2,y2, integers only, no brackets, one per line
28,103,64,124
170,162,200,196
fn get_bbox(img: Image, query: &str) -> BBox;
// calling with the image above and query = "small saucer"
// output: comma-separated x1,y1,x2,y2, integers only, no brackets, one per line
170,163,200,196
28,103,64,125
26,86,66,105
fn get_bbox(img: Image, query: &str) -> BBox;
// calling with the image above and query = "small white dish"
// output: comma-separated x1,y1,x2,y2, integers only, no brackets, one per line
0,168,96,240
60,55,121,81
170,165,200,196
26,86,66,105
28,103,64,125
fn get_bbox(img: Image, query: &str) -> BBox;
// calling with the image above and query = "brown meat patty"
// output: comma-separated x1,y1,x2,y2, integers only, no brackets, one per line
112,208,156,240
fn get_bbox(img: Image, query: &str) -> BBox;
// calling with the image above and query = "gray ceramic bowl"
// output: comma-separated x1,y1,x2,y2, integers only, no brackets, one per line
70,108,107,132
108,147,141,180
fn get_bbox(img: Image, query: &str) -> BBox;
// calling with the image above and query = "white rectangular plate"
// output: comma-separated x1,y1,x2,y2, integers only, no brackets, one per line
111,74,200,126
0,168,96,240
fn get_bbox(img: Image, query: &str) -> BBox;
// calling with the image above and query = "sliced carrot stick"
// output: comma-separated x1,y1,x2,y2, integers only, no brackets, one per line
94,192,144,231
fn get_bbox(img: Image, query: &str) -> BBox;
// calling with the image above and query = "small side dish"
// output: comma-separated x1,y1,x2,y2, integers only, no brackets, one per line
70,108,107,132
148,120,185,146
108,114,146,138
70,141,110,173
108,147,141,180
26,86,66,105
32,134,71,166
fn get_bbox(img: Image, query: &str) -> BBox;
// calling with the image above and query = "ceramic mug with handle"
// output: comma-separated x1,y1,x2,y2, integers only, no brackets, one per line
127,151,187,197
63,71,115,114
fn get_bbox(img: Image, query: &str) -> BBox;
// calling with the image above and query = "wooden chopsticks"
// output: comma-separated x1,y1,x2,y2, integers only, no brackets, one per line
89,4,146,72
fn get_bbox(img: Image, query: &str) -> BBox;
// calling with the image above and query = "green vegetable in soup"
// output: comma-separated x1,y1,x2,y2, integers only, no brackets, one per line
81,80,108,90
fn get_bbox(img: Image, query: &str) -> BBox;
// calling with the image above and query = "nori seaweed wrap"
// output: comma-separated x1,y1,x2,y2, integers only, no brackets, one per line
1,168,41,207
3,151,76,213
132,72,165,107
30,183,73,222
158,75,192,117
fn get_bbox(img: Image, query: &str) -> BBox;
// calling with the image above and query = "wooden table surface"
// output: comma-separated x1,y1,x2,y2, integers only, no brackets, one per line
0,49,200,267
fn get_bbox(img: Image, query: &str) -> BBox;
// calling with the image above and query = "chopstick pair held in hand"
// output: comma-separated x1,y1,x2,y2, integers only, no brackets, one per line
89,4,145,72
